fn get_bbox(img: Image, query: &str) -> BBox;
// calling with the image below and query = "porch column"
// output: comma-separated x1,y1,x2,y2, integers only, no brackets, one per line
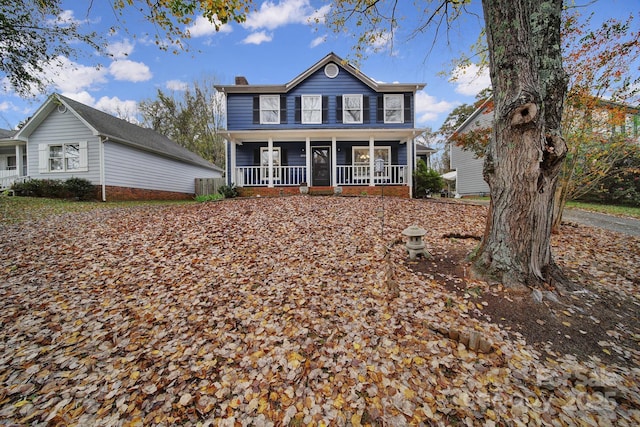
407,138,414,198
369,136,375,186
229,140,237,186
305,137,311,185
331,137,337,187
267,137,274,188
15,145,24,176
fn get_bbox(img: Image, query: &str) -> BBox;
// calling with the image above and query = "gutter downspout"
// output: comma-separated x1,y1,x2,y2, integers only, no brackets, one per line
100,137,107,202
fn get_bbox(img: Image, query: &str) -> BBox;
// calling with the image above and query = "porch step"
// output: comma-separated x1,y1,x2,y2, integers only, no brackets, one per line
309,186,334,196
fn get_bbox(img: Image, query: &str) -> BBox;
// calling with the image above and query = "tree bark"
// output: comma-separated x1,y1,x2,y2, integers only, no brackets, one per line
473,0,568,289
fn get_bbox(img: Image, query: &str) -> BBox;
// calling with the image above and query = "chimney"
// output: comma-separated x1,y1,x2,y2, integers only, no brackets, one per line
235,76,249,85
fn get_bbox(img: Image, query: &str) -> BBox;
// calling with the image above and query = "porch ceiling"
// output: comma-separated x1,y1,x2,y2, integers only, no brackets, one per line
223,128,428,144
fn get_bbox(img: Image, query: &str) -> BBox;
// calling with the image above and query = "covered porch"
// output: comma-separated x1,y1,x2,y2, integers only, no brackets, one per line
0,141,27,190
225,128,424,197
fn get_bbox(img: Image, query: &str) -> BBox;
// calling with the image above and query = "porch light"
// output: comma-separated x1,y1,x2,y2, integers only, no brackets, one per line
402,225,430,260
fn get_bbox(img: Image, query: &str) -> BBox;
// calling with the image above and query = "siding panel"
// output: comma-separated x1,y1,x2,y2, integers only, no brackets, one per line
226,67,414,131
26,108,101,182
104,142,220,194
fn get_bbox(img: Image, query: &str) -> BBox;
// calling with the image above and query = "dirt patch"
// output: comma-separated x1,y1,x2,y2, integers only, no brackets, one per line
407,240,640,369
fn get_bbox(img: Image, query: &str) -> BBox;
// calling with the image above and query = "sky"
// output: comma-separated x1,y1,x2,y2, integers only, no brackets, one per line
0,0,637,136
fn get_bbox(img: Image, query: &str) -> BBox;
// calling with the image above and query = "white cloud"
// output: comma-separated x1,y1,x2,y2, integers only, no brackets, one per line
415,90,458,124
42,56,109,93
109,60,152,82
310,36,325,48
0,101,10,112
94,96,140,121
242,31,273,45
166,80,188,91
61,91,95,106
451,64,491,96
187,15,233,37
107,39,135,59
243,0,320,30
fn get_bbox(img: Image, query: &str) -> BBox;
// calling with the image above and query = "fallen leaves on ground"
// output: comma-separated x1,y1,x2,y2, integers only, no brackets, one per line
0,196,638,426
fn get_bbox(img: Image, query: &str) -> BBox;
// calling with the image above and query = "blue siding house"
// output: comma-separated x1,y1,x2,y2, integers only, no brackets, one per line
215,53,426,197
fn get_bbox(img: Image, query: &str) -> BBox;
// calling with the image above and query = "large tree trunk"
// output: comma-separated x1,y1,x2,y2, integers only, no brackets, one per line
474,0,568,289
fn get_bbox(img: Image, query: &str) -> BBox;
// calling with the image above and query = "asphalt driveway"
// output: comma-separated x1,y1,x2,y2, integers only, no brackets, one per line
562,208,640,237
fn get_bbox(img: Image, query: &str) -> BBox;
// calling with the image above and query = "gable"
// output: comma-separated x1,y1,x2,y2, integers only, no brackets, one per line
216,52,424,95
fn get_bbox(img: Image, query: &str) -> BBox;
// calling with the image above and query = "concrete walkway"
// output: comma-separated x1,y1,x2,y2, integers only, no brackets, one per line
441,198,640,238
562,208,640,237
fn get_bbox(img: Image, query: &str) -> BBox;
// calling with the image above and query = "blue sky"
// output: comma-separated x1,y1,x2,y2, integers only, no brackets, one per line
0,0,636,132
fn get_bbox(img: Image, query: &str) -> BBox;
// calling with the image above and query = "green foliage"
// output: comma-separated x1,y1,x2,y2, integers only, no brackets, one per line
139,79,226,167
195,193,224,202
0,0,101,96
0,0,252,96
12,179,66,198
64,177,96,201
217,184,239,199
574,145,640,206
413,159,443,197
11,178,95,200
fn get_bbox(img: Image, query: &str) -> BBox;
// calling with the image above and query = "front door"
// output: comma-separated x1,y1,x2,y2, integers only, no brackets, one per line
312,147,331,186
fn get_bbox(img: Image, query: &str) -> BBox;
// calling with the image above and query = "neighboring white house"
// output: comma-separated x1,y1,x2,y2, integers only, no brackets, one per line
449,97,640,197
4,93,223,200
449,99,492,197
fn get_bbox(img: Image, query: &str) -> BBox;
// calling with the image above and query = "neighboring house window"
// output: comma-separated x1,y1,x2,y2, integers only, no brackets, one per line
384,94,404,123
302,95,322,124
260,147,281,180
7,156,16,171
38,142,88,173
343,94,363,124
260,95,280,124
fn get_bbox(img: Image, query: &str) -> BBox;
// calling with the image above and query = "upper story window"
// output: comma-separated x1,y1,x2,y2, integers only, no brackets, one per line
384,94,404,123
302,95,322,124
260,95,280,124
343,94,363,124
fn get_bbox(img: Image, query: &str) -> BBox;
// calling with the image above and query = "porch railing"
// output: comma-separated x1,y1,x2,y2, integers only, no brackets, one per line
336,165,407,185
0,174,28,190
235,166,307,187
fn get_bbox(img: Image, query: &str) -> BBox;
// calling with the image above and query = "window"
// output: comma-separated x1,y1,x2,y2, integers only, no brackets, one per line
260,147,281,180
260,95,280,124
384,94,404,123
352,146,391,166
39,142,88,173
343,94,363,124
7,156,16,171
302,95,322,124
49,143,80,171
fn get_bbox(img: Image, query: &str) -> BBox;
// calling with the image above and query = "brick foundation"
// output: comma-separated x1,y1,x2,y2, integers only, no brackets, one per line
103,186,194,201
237,186,410,199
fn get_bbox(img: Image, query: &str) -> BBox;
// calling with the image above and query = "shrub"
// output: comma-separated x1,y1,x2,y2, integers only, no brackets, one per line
64,177,95,200
195,193,224,202
218,184,239,199
413,159,443,197
12,179,66,198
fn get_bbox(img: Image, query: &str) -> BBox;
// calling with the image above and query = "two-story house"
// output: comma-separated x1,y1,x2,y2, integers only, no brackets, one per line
215,52,427,198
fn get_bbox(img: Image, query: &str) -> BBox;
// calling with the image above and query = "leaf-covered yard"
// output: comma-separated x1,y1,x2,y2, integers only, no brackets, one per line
1,196,638,426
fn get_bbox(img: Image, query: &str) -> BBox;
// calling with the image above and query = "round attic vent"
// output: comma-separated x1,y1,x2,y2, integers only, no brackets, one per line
57,104,67,113
324,63,339,78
